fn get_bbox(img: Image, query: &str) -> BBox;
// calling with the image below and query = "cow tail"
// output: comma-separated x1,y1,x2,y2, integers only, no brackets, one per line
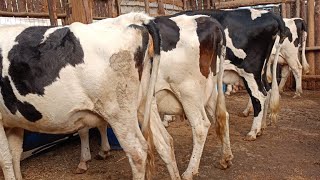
215,29,228,144
300,20,309,73
141,20,160,180
269,15,286,125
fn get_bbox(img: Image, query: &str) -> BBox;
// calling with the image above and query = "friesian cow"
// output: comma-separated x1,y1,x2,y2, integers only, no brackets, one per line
172,8,287,141
0,12,162,180
266,17,309,98
72,13,230,180
229,18,309,123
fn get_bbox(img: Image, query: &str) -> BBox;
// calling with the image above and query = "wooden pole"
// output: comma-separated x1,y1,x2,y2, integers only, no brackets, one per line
286,2,291,18
115,0,121,16
183,0,187,10
158,0,165,15
47,0,58,26
281,2,287,17
307,0,315,89
300,0,305,19
191,0,196,10
295,0,300,17
315,0,320,89
69,0,92,24
144,0,150,14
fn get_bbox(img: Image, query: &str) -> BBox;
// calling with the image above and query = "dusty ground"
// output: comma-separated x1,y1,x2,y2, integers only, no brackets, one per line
0,90,319,180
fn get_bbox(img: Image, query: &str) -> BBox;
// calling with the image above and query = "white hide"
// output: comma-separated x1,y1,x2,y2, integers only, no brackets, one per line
249,9,268,20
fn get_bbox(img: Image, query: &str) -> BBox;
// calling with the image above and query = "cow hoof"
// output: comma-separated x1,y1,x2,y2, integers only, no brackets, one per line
181,171,193,180
239,112,249,117
74,166,88,174
293,94,301,98
95,151,111,160
256,131,262,137
244,133,256,141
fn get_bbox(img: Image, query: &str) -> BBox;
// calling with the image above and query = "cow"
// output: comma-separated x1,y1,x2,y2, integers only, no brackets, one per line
233,18,309,124
0,12,164,180
70,13,230,180
171,8,287,141
266,18,309,98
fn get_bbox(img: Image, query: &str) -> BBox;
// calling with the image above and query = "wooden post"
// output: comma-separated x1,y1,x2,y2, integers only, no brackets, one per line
281,2,286,17
183,0,187,10
315,0,320,89
115,0,121,16
69,0,92,24
107,0,113,17
191,0,196,10
62,0,71,25
295,0,300,17
211,0,215,9
286,2,291,18
144,0,150,14
158,0,165,15
47,0,58,26
307,0,315,89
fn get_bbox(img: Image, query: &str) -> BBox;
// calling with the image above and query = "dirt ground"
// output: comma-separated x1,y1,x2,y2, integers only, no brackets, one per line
0,90,319,180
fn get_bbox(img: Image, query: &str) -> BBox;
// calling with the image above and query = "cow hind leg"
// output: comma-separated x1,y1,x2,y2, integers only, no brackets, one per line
0,124,15,180
176,85,211,179
108,115,148,179
75,127,92,174
149,100,180,180
242,77,266,141
278,65,291,94
6,128,24,180
95,123,111,160
241,97,253,117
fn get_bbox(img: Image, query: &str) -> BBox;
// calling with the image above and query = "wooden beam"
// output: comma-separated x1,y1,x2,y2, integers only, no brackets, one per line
286,2,291,18
300,0,305,19
0,10,66,18
69,0,92,24
47,0,58,26
302,75,320,81
214,0,295,9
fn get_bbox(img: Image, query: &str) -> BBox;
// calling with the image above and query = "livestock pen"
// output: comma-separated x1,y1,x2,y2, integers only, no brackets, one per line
0,0,319,179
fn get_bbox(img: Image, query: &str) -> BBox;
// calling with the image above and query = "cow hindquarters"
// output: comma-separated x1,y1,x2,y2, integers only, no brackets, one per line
6,128,24,180
108,114,148,180
0,123,15,180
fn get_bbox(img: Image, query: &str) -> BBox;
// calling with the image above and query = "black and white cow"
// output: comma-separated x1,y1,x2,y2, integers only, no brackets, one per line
171,8,287,141
0,12,164,180
74,13,230,180
267,17,309,98
238,18,309,125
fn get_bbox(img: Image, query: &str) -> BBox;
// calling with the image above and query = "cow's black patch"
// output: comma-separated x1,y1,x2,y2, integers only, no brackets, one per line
293,19,307,47
8,27,84,96
284,26,293,42
242,77,262,117
154,16,180,52
0,76,42,122
129,24,150,80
